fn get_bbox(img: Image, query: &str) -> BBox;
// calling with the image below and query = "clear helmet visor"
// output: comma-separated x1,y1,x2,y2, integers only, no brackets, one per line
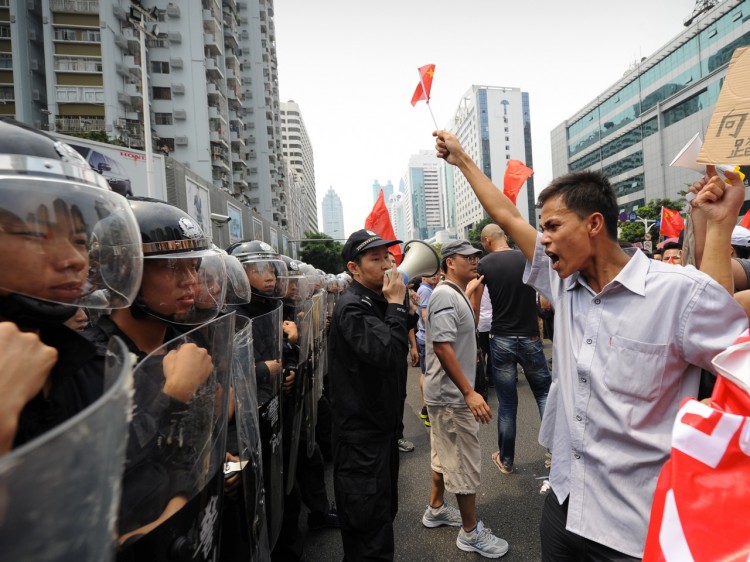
139,250,227,324
0,176,143,309
222,254,252,305
279,273,311,305
241,257,288,299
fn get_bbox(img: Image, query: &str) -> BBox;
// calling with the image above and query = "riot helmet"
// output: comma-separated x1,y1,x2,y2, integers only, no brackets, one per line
279,255,311,306
0,119,143,327
227,240,288,299
129,197,226,324
211,244,251,306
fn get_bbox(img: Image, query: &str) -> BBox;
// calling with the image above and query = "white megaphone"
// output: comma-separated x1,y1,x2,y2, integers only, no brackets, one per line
670,133,744,190
394,240,440,283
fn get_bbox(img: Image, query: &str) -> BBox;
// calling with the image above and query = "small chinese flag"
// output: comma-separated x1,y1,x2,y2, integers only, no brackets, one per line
410,64,436,106
740,208,750,229
365,189,403,264
503,160,534,205
659,206,685,238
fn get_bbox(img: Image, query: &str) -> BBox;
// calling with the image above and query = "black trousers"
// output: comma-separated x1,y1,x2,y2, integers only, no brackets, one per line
540,494,642,562
334,434,399,561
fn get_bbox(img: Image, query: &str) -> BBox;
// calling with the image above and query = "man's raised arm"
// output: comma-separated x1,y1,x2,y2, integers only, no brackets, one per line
434,130,539,261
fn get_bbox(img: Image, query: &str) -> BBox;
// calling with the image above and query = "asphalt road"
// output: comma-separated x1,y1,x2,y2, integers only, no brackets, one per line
300,341,553,561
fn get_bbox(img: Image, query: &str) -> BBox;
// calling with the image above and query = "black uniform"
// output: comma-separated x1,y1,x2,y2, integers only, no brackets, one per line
328,280,415,561
12,323,101,448
84,316,201,536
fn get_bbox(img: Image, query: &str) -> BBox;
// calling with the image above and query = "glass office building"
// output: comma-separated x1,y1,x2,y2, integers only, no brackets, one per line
551,0,750,213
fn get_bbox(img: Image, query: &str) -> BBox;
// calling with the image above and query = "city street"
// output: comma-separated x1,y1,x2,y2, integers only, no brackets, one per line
301,342,552,561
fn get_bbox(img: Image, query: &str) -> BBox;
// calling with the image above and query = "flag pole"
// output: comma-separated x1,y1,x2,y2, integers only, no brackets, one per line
425,102,439,130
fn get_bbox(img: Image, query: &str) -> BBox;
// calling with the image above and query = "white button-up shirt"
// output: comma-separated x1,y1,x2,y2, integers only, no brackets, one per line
524,237,748,557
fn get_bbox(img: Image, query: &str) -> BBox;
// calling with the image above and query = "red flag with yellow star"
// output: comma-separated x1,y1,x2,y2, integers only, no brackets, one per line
411,64,435,106
659,206,685,238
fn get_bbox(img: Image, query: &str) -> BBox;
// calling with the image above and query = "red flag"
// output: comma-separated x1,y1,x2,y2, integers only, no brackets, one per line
365,189,403,264
659,206,685,238
503,160,534,205
740,208,750,229
410,64,435,106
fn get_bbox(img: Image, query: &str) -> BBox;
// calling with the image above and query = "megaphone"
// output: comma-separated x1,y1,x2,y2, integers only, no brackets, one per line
394,240,440,283
670,133,744,186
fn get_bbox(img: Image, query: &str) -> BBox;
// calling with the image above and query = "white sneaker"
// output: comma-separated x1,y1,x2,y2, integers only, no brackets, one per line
422,502,462,528
456,521,509,558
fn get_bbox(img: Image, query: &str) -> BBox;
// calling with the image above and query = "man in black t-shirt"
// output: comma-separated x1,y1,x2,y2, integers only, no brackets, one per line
478,224,551,475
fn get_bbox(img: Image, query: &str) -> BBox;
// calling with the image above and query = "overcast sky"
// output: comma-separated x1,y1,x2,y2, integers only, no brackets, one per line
274,0,697,237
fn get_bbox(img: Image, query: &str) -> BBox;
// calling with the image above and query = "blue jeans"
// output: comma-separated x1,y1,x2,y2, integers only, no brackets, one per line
489,334,551,468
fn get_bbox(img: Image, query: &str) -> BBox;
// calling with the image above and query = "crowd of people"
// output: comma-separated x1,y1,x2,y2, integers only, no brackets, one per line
2,115,749,562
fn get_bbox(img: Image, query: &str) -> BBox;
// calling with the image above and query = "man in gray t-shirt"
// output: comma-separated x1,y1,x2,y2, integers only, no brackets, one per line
421,240,508,558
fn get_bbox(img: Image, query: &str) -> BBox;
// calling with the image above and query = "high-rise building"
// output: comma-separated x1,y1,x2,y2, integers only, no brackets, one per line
551,0,750,215
281,100,317,237
447,85,536,236
372,179,393,203
321,186,344,241
401,150,444,241
0,0,286,230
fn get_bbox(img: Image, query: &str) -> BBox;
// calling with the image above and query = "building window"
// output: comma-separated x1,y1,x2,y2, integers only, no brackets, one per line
0,53,11,69
151,61,170,74
0,85,14,101
81,30,100,42
0,25,10,38
154,112,173,125
54,28,77,40
153,87,171,100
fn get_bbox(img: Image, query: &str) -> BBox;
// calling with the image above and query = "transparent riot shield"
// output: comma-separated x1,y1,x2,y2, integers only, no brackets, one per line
0,336,134,562
248,305,284,549
285,300,312,494
116,313,235,562
230,315,270,561
304,291,325,457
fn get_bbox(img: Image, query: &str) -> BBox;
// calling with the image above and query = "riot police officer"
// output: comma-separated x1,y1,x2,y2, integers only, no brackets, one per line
0,118,144,560
84,197,233,560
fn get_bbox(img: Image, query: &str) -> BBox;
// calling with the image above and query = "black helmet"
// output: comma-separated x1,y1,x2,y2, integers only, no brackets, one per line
128,197,227,324
0,119,143,327
228,239,288,299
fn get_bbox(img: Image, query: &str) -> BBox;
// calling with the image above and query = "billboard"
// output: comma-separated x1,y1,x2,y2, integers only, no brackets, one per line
52,133,167,201
186,177,210,236
227,202,243,244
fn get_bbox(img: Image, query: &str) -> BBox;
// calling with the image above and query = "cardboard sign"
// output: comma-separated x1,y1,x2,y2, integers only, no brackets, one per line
698,46,750,164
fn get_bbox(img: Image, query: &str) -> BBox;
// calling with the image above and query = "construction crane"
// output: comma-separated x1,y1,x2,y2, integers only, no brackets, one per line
684,0,719,26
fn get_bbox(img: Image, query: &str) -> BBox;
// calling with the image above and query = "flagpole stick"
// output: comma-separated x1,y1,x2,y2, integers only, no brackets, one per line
426,101,439,130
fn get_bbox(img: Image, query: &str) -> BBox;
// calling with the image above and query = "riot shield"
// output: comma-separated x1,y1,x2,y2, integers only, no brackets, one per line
248,305,284,549
285,300,312,494
305,291,325,457
0,336,134,562
116,313,235,562
230,315,270,561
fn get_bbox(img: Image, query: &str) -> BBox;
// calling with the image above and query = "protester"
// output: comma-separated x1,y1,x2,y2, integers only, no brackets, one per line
328,229,418,560
416,273,440,427
422,239,509,558
388,250,416,453
434,129,747,560
478,224,551,475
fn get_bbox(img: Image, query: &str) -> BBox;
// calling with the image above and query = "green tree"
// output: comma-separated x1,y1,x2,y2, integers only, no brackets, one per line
467,215,516,249
467,216,494,251
299,231,344,273
618,198,686,243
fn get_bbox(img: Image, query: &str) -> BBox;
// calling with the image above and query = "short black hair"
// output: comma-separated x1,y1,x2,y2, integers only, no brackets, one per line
538,170,619,240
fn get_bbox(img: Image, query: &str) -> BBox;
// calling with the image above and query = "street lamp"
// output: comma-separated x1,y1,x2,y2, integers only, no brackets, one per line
129,4,159,198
